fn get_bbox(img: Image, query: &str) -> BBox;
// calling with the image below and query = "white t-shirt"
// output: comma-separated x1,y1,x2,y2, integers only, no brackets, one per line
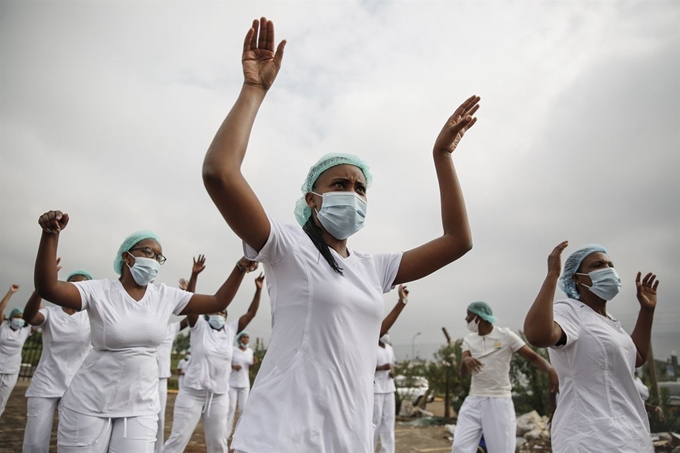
462,326,525,398
25,306,91,398
230,346,255,389
158,322,181,379
374,343,396,394
549,298,653,453
60,279,191,417
177,356,190,386
183,317,239,394
232,218,402,453
0,321,32,374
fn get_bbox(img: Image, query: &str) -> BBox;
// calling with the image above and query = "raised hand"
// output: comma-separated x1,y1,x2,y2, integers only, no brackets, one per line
237,257,259,273
433,95,481,154
38,210,69,234
255,273,265,289
242,17,286,91
548,241,569,276
398,284,409,302
635,272,659,311
10,284,20,293
178,278,189,291
192,255,206,275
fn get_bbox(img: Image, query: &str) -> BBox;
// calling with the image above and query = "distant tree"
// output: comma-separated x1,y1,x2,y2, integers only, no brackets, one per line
173,331,190,354
509,331,552,416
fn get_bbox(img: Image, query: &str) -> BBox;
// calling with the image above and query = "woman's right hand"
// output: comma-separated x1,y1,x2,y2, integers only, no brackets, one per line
38,210,69,234
463,356,484,374
547,241,568,276
242,17,286,91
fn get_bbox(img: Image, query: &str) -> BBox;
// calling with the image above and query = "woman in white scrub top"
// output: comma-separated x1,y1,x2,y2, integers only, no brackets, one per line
0,284,31,417
33,210,258,453
201,18,478,453
524,241,659,453
22,270,93,453
226,331,256,437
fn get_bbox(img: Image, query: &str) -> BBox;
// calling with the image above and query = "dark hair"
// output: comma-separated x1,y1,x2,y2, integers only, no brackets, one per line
302,216,343,275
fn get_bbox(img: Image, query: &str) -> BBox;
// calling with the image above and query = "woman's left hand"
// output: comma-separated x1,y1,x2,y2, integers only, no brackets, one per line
636,272,659,311
433,95,481,154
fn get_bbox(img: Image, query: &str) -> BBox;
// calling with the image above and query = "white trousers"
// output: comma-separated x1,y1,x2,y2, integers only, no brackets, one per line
162,387,229,453
452,396,516,453
57,406,157,453
23,397,60,452
226,386,250,437
0,372,19,417
155,378,168,453
373,392,396,453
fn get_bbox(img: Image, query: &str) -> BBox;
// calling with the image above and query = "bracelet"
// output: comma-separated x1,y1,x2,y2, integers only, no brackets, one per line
236,262,247,273
399,298,408,305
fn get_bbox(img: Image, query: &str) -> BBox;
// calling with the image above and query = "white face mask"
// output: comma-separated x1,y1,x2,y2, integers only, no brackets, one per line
127,254,160,286
312,191,367,240
10,318,25,330
380,334,390,344
466,317,479,333
208,315,226,330
576,267,622,301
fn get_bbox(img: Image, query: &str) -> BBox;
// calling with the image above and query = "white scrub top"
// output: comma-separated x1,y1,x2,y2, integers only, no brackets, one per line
549,298,653,453
0,321,31,374
373,343,396,394
25,306,91,398
60,279,191,417
462,326,525,398
232,218,402,453
229,347,254,389
158,322,181,379
183,317,238,394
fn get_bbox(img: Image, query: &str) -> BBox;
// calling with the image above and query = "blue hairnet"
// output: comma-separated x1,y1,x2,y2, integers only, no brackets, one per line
236,331,249,343
293,153,373,226
113,230,160,275
9,307,23,318
558,244,608,299
66,269,93,282
467,301,497,323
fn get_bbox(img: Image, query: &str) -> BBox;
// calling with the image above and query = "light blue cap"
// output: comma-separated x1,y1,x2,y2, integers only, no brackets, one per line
236,331,249,343
558,244,608,299
113,230,160,275
9,307,23,318
467,301,497,323
66,269,93,282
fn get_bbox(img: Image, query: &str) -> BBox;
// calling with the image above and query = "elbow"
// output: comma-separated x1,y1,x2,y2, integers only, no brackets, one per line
523,326,551,349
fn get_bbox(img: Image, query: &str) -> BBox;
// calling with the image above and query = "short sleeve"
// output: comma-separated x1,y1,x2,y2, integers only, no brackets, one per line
72,279,103,311
506,330,526,352
371,252,403,294
551,301,580,350
166,287,192,316
228,319,240,338
243,217,301,265
35,307,49,327
462,335,471,353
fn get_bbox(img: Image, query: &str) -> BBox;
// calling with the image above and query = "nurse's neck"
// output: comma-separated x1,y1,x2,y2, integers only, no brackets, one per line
478,321,493,336
578,293,608,317
119,272,147,302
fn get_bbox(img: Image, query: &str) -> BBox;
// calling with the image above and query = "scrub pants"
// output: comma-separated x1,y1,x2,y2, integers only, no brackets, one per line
162,386,229,453
155,378,169,453
23,397,60,452
226,386,249,436
0,372,19,416
452,396,516,453
372,392,396,453
57,406,157,453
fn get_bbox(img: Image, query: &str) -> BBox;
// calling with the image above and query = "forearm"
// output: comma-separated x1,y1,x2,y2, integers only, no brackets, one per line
0,289,14,318
376,363,391,371
433,151,472,256
187,272,199,293
246,288,262,317
213,265,247,311
380,301,406,336
630,307,655,365
529,353,554,375
34,233,61,300
23,291,43,325
524,272,560,347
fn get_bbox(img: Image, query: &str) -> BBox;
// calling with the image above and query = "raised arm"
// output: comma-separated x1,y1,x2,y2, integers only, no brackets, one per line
516,345,559,393
379,285,409,336
394,96,479,285
34,211,82,311
0,284,20,320
630,272,658,367
183,255,205,326
23,291,45,326
524,241,568,348
237,273,264,333
202,17,286,252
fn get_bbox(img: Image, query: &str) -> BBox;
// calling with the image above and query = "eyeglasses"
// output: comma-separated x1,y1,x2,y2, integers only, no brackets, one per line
128,247,167,265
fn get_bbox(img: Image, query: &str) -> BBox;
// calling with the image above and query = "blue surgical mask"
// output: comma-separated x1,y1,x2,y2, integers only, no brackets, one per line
208,315,226,330
127,254,159,286
10,318,25,330
312,191,367,240
577,267,621,301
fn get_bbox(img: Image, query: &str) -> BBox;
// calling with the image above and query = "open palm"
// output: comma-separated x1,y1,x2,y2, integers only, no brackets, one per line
242,17,286,91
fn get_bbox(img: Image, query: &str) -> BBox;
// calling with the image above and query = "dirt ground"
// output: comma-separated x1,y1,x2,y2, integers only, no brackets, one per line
2,380,455,453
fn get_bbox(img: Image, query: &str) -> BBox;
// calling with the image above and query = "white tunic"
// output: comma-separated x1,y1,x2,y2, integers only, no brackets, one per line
549,298,653,453
182,317,238,394
0,321,31,374
373,343,396,394
25,306,91,398
229,347,254,389
158,322,181,379
232,218,402,453
61,279,191,417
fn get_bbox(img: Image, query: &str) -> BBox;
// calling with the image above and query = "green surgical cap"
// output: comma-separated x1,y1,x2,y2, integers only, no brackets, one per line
467,301,497,323
293,153,373,226
10,307,23,318
236,331,249,343
558,244,608,299
66,269,93,282
113,230,160,275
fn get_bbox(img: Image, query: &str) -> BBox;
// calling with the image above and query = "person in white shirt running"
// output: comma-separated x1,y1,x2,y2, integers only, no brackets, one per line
226,330,256,439
524,241,658,453
162,261,263,453
33,209,258,453
22,269,93,453
0,284,31,417
453,301,557,453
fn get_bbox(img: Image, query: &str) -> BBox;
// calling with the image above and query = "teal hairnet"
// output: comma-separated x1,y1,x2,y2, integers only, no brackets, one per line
9,307,23,318
558,244,608,299
113,230,160,275
66,269,93,282
293,153,373,226
467,301,497,323
236,331,249,343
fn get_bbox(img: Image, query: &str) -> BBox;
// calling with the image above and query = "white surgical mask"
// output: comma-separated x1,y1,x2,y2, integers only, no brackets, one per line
380,334,390,344
466,317,479,333
576,268,621,301
10,318,25,330
127,254,160,286
208,315,226,330
312,191,367,240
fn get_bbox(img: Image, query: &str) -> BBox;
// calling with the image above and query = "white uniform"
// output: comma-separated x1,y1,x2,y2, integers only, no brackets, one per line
23,306,91,453
453,327,525,453
0,321,31,416
231,218,402,453
373,343,396,453
549,299,653,453
162,317,239,453
155,322,181,453
227,346,254,435
57,279,191,453
177,357,189,388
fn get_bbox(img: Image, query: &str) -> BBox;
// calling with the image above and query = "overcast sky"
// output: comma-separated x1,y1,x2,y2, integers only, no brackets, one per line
1,1,678,359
